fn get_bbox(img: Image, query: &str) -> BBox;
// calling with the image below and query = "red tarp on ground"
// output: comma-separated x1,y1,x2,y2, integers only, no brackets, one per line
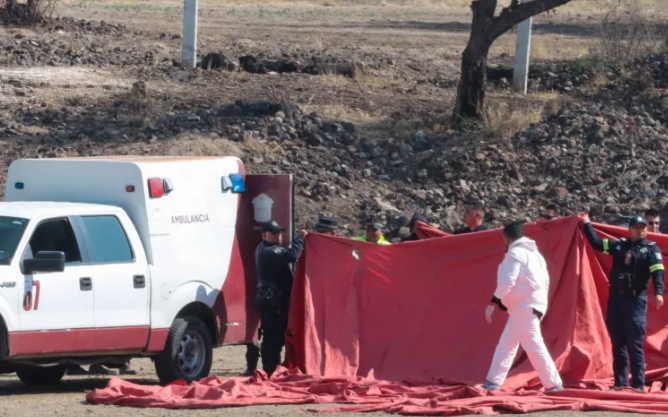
87,216,668,414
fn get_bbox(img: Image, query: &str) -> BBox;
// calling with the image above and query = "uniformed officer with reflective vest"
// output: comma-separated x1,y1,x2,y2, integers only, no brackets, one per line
581,214,665,391
354,219,391,245
255,220,307,376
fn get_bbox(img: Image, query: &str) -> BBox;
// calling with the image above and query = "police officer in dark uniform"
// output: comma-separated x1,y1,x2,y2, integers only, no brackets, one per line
581,214,665,390
313,215,339,235
255,220,306,376
455,202,490,234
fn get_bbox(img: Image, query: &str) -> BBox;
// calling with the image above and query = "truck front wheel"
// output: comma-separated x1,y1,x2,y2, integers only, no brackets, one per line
154,316,213,383
16,365,66,386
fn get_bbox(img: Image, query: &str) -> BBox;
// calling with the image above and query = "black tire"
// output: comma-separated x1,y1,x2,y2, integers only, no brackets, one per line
16,365,66,386
154,316,213,383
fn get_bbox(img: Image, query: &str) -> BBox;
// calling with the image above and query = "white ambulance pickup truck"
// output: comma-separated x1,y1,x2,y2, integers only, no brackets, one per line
0,156,293,386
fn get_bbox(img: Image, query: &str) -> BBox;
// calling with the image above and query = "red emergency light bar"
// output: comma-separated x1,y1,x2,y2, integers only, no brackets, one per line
148,178,164,198
147,178,174,198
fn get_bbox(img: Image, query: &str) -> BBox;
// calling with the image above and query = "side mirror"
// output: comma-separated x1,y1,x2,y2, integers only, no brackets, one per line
23,251,65,275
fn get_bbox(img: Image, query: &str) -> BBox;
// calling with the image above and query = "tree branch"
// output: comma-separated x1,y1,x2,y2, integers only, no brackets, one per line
490,0,574,40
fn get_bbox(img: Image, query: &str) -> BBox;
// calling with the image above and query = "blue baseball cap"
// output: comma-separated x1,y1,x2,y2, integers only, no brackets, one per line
629,216,647,228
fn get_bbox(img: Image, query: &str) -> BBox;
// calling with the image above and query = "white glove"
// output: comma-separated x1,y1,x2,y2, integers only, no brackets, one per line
485,305,495,324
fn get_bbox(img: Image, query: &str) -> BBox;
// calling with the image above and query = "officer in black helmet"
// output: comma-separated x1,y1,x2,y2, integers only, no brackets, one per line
580,214,665,391
313,215,339,235
254,220,306,376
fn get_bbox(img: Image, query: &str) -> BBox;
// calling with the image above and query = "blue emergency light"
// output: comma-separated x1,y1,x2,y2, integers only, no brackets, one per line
230,173,245,193
222,174,245,193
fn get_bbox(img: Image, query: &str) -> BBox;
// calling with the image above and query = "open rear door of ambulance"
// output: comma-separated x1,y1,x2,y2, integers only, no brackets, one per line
219,174,294,345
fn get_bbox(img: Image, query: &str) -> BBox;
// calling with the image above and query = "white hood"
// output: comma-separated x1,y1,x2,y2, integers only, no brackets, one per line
494,237,550,314
511,237,539,252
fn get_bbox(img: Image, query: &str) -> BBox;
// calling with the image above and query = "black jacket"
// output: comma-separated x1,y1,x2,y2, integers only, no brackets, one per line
255,236,305,293
401,215,429,242
454,223,490,235
583,223,665,296
400,233,419,242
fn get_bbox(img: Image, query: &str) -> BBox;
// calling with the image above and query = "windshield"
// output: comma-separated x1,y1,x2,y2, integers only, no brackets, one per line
0,216,28,265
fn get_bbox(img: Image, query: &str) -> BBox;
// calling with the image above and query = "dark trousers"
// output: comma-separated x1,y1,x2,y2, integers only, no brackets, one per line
606,294,648,389
258,298,289,377
245,328,262,372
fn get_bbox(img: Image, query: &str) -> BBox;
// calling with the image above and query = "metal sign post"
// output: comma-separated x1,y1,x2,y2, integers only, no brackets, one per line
512,0,533,94
182,0,198,68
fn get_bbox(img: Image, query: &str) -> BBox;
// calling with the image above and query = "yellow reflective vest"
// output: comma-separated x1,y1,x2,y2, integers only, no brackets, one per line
353,235,391,245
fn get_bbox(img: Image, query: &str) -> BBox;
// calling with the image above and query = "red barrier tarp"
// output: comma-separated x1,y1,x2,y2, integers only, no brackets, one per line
86,371,668,414
87,216,668,414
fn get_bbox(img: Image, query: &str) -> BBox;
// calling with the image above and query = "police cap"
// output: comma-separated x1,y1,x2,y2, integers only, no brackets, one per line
314,216,338,232
261,220,285,233
629,215,648,228
366,218,384,230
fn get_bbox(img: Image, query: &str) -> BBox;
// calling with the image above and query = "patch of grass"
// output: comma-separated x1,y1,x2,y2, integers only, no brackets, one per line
530,37,552,60
244,133,284,155
354,68,409,89
570,54,606,75
164,133,245,157
300,104,379,125
483,99,549,141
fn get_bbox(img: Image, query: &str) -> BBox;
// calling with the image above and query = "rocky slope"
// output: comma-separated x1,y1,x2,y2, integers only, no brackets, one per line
2,18,668,237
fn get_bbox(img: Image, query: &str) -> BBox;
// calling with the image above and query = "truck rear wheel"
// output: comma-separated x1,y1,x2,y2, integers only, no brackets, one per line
154,316,213,383
16,365,66,386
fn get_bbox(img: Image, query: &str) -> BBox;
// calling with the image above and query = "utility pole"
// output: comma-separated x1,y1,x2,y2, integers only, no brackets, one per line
182,0,198,68
512,0,533,94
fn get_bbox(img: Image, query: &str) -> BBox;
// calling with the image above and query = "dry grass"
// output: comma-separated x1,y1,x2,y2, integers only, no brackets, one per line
300,103,379,125
596,0,667,66
354,69,399,88
243,133,285,155
490,32,592,62
193,0,664,10
316,74,352,89
316,70,408,90
562,0,666,12
164,133,245,156
312,36,324,50
529,37,591,60
530,37,552,60
483,95,561,140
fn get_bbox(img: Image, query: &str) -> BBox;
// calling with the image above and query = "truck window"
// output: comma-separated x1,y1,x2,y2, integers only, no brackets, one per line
81,216,134,263
0,216,29,265
28,218,82,264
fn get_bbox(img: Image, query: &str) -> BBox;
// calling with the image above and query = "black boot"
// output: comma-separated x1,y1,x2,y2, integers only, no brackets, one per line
243,343,260,376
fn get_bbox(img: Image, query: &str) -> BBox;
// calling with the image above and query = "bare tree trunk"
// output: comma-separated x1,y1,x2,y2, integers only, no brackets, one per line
453,41,492,124
451,0,575,127
6,0,18,13
452,0,496,125
27,0,38,19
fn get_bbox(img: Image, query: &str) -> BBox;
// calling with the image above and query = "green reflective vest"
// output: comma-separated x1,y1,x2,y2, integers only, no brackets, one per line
353,235,391,245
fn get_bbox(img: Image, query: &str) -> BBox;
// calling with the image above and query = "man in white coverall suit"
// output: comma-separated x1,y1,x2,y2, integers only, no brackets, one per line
481,221,564,391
